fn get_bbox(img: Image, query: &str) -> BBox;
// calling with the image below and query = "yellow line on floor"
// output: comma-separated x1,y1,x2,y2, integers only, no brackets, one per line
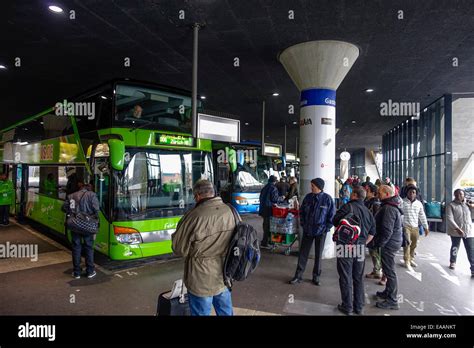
211,307,280,316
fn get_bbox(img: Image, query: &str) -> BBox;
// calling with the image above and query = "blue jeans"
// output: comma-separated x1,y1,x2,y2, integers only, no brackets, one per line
188,288,233,316
71,232,95,276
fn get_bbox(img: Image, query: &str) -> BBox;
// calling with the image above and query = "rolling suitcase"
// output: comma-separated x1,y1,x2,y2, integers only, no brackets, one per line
156,279,191,316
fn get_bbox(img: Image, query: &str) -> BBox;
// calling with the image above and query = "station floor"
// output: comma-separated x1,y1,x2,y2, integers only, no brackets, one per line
0,215,473,316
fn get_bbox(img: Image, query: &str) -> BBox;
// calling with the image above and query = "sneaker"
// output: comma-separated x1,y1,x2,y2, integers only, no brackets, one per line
72,273,80,279
378,276,387,286
354,309,365,315
410,261,418,268
375,300,399,310
312,277,321,286
288,277,302,285
375,291,388,299
449,263,455,270
87,271,97,279
337,304,352,316
365,271,382,279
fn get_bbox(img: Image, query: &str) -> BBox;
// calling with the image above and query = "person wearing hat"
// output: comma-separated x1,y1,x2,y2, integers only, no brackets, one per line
289,178,335,285
259,175,282,248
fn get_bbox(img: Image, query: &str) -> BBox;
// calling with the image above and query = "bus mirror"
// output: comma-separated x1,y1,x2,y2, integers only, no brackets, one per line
108,139,125,171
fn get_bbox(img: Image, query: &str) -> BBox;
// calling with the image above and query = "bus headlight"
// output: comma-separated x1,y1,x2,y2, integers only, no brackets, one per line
114,226,143,244
234,196,248,205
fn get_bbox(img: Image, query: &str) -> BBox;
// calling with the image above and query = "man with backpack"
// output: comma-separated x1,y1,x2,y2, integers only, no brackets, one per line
333,186,376,315
62,178,100,279
172,180,237,316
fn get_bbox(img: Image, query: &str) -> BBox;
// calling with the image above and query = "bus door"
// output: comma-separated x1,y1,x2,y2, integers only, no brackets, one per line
90,142,112,256
13,164,27,221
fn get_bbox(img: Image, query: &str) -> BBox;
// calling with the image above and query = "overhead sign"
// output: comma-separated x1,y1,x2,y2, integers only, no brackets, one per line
263,143,282,157
197,113,240,143
156,133,194,147
286,153,296,161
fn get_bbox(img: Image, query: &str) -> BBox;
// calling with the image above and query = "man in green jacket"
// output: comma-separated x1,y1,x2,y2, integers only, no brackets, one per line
172,179,237,316
0,174,14,225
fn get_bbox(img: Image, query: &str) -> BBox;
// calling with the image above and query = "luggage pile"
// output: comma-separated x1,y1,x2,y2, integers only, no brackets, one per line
269,204,299,255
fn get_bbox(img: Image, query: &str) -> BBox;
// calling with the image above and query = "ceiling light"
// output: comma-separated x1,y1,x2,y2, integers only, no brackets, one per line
200,96,206,100
351,120,356,124
293,121,297,125
48,5,63,13
0,65,6,69
365,88,374,93
100,96,107,100
272,92,279,97
245,122,249,126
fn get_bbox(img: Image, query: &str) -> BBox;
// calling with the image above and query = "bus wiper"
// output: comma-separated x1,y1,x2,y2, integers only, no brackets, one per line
129,120,155,132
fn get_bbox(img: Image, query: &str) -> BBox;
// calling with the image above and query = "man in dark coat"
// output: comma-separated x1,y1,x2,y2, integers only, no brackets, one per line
373,184,403,310
259,175,280,248
289,178,335,286
276,177,290,197
333,186,376,315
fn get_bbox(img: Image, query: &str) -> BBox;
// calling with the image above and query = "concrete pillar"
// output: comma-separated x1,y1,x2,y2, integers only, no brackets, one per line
278,40,359,258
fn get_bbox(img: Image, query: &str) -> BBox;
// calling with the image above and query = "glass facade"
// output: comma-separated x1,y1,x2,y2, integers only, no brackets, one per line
382,95,453,204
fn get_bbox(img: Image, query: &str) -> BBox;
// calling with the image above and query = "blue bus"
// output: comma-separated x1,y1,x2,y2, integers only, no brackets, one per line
213,141,283,214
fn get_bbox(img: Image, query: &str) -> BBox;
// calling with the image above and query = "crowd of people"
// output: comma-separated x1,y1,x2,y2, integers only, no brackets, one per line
258,174,474,315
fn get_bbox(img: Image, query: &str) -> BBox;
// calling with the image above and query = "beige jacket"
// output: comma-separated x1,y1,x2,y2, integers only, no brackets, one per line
172,197,237,297
446,200,473,238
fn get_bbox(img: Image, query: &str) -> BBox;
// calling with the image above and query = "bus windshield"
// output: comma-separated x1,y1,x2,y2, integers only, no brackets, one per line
234,163,265,192
113,83,194,133
113,149,213,220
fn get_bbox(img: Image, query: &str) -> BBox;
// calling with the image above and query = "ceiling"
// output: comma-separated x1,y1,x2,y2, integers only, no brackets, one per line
1,0,474,154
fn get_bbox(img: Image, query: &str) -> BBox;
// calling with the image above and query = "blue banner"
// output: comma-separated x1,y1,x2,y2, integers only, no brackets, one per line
300,88,336,108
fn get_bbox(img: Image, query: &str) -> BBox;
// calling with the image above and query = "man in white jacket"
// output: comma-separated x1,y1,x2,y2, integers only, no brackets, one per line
402,186,429,270
446,189,474,277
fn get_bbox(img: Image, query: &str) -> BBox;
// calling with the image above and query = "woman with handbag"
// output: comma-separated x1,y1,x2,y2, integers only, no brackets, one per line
62,178,100,279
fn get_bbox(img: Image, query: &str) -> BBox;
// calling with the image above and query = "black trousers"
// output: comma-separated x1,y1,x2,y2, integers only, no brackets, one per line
295,233,326,279
381,247,398,304
337,255,366,313
450,236,474,272
0,205,9,225
262,216,271,246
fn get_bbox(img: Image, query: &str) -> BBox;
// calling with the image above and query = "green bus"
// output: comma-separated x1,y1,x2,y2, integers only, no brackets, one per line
0,79,213,260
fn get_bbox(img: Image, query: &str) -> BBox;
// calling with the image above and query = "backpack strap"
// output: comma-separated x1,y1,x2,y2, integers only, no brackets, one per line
226,203,241,225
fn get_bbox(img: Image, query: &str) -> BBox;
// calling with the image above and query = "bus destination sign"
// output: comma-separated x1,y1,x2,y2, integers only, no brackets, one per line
156,133,194,147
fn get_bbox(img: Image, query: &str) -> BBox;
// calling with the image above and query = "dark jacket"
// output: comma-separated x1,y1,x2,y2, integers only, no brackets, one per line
333,199,376,245
373,196,403,250
62,188,100,218
276,181,290,196
285,183,299,201
300,191,335,237
259,183,280,217
364,197,381,216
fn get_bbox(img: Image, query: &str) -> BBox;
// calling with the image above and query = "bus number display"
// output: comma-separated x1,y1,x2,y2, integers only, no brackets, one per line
156,133,194,147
